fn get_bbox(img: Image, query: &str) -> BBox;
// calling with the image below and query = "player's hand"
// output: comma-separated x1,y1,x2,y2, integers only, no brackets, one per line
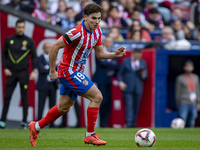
4,68,12,76
29,71,36,80
115,47,126,58
119,81,127,91
49,70,58,80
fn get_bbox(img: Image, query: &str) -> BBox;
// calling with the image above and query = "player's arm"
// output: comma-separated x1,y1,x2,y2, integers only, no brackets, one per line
94,45,126,60
49,36,66,79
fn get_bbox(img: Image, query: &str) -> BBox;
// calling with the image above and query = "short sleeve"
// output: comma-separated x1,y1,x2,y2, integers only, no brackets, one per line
62,28,81,45
95,27,102,46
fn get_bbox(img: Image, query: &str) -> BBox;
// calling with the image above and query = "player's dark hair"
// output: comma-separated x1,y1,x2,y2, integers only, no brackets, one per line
84,3,103,16
15,18,25,26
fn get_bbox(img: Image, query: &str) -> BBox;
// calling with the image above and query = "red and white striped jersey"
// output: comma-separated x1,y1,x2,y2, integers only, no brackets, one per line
58,20,102,78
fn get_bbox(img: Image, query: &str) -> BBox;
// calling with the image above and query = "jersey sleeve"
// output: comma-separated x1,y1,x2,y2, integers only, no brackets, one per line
62,28,81,45
95,27,102,46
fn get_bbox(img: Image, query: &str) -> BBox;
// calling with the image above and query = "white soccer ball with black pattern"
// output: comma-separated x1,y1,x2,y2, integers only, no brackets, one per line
171,118,185,129
135,128,156,147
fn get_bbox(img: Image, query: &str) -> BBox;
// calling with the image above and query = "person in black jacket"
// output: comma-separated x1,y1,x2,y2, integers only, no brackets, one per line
36,42,58,127
0,19,37,129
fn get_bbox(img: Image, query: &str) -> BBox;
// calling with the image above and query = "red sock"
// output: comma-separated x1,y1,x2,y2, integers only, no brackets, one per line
87,107,99,132
38,104,63,129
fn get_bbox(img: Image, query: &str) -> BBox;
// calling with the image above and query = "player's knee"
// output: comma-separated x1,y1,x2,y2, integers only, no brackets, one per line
58,106,70,114
58,102,74,114
93,92,103,104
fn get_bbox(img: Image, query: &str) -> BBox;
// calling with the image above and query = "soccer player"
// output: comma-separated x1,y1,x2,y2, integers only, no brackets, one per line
29,3,126,146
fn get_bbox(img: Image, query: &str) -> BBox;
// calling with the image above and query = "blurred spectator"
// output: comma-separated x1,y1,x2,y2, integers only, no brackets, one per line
118,0,127,12
108,27,124,41
129,30,142,42
144,0,157,19
162,25,191,50
161,26,175,43
183,24,195,40
198,28,200,41
117,0,130,21
135,0,143,10
0,19,37,129
146,8,164,29
192,0,199,27
106,6,128,28
100,0,110,21
124,0,136,15
175,60,200,128
92,36,119,127
172,19,185,40
31,0,56,25
74,0,90,24
55,0,68,24
157,1,172,24
126,20,151,42
171,8,187,24
49,0,68,14
6,0,34,14
118,48,148,127
58,7,76,30
73,0,91,16
36,42,58,128
131,8,155,32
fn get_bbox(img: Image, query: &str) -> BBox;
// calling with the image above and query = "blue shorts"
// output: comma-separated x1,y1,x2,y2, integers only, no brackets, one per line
59,71,94,101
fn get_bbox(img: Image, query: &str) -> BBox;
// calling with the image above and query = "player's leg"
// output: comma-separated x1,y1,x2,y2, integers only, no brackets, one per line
29,94,75,147
18,70,29,128
81,84,107,145
59,72,106,145
0,74,18,128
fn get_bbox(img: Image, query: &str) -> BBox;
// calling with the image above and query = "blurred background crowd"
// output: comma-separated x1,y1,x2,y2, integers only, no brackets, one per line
1,0,200,43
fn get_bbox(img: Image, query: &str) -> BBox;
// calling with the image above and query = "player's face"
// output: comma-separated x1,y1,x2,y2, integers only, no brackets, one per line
84,12,101,32
15,22,25,36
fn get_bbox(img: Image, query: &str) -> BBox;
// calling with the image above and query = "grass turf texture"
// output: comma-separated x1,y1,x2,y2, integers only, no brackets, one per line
0,128,200,150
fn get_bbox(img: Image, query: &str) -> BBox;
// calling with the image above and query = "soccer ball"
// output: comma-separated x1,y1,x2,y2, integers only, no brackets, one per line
171,118,185,129
135,128,156,147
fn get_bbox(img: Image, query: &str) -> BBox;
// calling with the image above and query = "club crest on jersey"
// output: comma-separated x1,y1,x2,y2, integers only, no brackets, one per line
82,79,88,86
67,32,73,38
21,40,27,50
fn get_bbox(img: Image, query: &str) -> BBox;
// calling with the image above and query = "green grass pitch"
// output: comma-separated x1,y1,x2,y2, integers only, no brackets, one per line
0,128,200,150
